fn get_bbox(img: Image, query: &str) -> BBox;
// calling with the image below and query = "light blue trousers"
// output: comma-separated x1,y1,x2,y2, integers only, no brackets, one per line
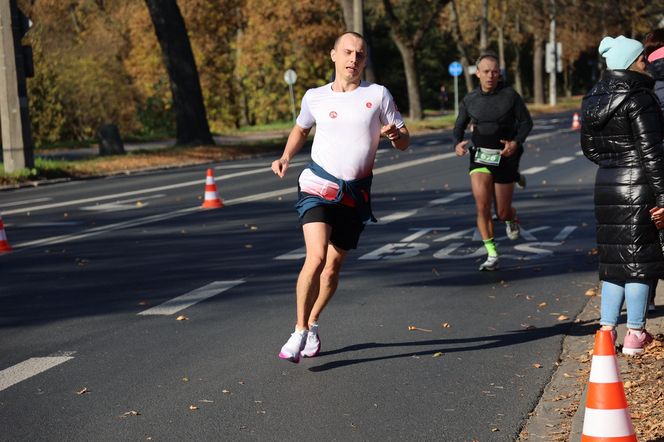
599,280,651,329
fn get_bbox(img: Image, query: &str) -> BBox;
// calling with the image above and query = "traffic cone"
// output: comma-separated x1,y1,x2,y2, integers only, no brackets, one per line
572,112,581,130
580,329,636,441
201,168,224,209
0,215,13,253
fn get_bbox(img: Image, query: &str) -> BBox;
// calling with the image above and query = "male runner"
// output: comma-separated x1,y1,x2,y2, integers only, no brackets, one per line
271,32,410,362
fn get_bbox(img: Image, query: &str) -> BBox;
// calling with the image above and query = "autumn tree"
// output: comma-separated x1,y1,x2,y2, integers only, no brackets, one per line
236,0,342,125
144,0,213,145
380,0,450,120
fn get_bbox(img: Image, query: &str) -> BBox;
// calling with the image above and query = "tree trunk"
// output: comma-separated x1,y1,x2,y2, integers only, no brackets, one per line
512,48,523,96
449,1,475,93
497,26,506,72
480,0,489,52
144,0,213,145
533,34,544,105
338,0,375,82
391,38,422,120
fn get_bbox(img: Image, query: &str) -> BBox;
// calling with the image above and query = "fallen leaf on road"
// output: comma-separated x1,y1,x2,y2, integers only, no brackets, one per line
433,352,443,358
521,323,537,330
585,288,598,297
532,363,542,368
189,405,199,410
441,322,451,328
176,315,188,321
491,428,499,432
120,410,140,418
138,300,149,306
244,244,253,249
526,295,534,300
222,389,230,394
182,377,189,383
76,387,89,395
538,302,547,308
199,399,214,403
557,315,569,321
408,326,432,332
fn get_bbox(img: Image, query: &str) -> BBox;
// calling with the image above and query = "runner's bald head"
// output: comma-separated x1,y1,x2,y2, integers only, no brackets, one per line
334,32,367,51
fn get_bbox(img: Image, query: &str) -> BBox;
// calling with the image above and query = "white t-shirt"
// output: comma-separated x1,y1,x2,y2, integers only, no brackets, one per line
296,81,404,199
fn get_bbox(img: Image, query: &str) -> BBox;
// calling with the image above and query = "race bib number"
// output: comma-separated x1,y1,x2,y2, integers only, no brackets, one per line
474,147,501,166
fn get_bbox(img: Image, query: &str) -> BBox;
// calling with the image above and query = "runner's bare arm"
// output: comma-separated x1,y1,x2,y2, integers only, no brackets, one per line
381,124,410,151
271,125,311,178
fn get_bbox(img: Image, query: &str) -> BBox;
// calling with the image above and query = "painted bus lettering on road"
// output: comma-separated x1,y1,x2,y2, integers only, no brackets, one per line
359,225,577,261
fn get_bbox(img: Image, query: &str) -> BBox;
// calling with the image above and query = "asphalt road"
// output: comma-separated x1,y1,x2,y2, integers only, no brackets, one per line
0,114,600,441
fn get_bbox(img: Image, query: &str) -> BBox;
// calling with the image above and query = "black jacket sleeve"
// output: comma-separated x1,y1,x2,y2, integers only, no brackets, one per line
452,98,470,145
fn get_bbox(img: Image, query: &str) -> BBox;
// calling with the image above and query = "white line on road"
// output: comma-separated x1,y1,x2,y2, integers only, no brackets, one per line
138,280,245,316
2,168,274,216
0,352,75,392
380,210,419,224
521,166,548,175
550,156,575,165
2,197,52,208
428,192,471,206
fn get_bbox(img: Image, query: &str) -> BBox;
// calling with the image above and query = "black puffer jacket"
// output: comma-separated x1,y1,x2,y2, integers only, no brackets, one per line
581,69,664,281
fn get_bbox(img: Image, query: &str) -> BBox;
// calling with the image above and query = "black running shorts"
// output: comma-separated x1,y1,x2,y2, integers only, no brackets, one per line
301,204,365,251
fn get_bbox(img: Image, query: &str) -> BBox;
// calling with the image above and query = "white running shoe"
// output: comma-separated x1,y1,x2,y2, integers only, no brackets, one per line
479,255,499,271
301,323,321,358
506,220,520,240
278,329,307,363
517,174,527,189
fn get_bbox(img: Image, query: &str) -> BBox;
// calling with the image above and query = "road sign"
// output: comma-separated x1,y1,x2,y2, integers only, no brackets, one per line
284,69,297,85
448,61,463,77
448,62,463,117
284,69,297,122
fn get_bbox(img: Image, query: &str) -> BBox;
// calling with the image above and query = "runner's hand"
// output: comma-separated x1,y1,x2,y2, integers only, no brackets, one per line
381,123,400,141
271,158,289,178
500,139,518,157
455,140,469,156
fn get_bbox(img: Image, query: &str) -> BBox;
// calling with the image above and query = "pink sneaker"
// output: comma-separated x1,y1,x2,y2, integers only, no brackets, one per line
622,329,653,356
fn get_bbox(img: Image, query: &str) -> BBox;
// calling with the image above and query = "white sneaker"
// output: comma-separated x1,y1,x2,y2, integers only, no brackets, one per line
278,329,307,363
506,220,520,240
301,323,321,358
479,255,499,271
517,175,527,189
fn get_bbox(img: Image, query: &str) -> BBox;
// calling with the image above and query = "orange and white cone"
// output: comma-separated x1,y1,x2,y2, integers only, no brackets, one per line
581,329,636,442
0,214,13,253
572,112,581,130
201,168,224,209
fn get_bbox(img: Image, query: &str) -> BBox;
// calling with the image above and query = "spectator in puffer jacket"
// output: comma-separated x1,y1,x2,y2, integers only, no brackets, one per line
643,29,664,313
581,35,664,355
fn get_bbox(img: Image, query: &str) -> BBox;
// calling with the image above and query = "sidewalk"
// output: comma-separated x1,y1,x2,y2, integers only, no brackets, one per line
520,282,664,441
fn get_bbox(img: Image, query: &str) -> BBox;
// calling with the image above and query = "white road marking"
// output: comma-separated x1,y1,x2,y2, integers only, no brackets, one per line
2,197,52,208
551,156,575,165
274,247,306,260
428,192,471,206
138,280,245,316
0,352,75,392
521,166,548,175
14,206,201,249
527,128,571,141
2,168,274,216
380,210,418,224
80,194,165,212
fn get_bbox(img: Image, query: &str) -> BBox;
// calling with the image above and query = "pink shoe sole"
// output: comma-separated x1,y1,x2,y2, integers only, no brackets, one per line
301,338,321,358
278,352,300,363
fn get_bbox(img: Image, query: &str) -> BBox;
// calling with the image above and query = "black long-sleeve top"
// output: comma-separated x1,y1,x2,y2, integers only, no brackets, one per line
453,83,533,149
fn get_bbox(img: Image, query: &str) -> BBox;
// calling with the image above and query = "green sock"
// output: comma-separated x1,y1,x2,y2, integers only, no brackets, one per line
483,238,497,257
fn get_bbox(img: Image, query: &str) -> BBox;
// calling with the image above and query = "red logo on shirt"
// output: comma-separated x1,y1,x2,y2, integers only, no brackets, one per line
329,111,337,119
366,102,373,108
